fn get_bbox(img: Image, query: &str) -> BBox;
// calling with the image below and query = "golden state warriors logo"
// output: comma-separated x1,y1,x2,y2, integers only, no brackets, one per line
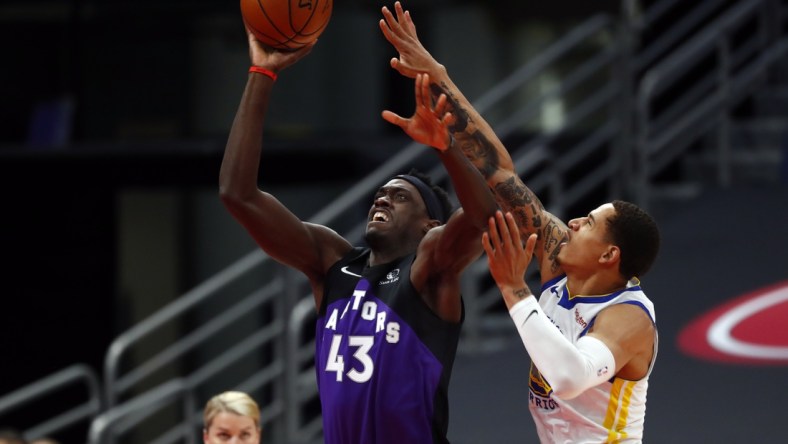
528,362,552,397
529,363,559,410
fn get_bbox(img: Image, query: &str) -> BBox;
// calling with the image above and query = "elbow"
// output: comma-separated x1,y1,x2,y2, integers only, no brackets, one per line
471,199,501,231
474,204,500,231
218,172,232,202
218,184,234,205
456,207,495,232
466,210,492,232
551,385,584,400
547,376,586,400
218,184,246,211
218,167,247,204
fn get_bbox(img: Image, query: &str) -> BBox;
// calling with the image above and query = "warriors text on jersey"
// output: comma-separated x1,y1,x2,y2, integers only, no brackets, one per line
529,275,658,443
315,247,462,444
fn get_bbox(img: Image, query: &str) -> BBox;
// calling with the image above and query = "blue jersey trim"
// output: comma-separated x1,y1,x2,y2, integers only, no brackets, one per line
576,300,655,338
540,275,566,293
558,284,643,310
619,300,655,324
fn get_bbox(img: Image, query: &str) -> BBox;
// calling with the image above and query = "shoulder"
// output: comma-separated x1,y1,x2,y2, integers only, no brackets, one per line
613,282,656,323
592,302,655,353
327,247,369,270
303,222,355,271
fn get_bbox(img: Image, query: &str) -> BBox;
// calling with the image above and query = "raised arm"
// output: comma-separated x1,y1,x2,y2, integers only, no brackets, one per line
219,30,352,304
380,1,568,282
382,72,499,320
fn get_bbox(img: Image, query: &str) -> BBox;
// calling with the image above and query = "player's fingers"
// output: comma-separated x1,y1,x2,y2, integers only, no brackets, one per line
441,112,455,128
496,211,518,254
434,93,447,114
389,58,410,77
383,4,406,39
488,213,504,250
381,110,406,128
482,232,493,257
504,212,521,246
524,233,538,257
378,19,393,42
395,2,406,23
402,7,418,36
415,73,426,107
380,7,396,31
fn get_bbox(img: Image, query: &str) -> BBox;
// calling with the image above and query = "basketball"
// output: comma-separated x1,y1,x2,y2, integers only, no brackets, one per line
241,0,333,50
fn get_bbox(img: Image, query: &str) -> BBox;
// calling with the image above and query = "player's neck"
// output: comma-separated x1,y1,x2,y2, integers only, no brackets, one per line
368,246,413,268
565,272,627,297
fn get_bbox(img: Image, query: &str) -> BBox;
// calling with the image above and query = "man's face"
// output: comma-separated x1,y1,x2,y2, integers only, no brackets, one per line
557,203,616,272
365,178,430,245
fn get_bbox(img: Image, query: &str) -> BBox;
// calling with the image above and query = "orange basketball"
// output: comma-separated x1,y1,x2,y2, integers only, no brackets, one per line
241,0,333,50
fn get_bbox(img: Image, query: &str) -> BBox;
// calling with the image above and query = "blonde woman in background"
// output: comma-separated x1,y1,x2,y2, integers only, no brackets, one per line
203,391,261,444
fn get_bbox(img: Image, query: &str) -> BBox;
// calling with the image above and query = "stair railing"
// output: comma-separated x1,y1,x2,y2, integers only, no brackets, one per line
0,364,101,443
635,0,788,208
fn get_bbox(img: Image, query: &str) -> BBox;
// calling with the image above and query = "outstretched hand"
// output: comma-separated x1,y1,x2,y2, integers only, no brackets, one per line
380,1,442,78
246,27,315,73
483,211,538,290
382,73,454,151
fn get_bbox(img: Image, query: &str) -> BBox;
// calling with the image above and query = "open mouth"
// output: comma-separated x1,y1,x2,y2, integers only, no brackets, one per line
371,211,390,222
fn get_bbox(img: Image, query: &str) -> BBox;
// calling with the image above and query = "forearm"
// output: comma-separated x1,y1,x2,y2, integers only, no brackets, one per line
437,139,499,230
425,71,513,180
428,79,547,238
508,296,616,399
219,74,274,202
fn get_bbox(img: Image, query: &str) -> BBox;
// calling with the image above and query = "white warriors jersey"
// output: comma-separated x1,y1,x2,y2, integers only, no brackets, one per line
528,275,658,444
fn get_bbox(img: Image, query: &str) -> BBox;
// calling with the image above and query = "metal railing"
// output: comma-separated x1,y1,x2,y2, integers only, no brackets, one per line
635,0,788,208
0,364,102,443
88,379,196,444
98,266,290,443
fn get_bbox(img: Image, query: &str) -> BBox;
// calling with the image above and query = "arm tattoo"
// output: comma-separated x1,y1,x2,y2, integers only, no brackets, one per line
430,82,471,130
428,80,549,240
430,81,499,178
456,133,499,178
514,288,532,300
495,177,528,208
543,220,567,274
493,177,545,231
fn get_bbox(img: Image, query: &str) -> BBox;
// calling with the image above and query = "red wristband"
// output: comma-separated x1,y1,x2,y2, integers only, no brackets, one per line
249,66,277,82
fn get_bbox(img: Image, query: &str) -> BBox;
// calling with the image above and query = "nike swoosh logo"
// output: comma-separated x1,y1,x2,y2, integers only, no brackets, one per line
340,266,362,277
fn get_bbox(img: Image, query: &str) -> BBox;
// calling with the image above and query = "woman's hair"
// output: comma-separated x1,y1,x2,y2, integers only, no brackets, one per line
203,391,261,431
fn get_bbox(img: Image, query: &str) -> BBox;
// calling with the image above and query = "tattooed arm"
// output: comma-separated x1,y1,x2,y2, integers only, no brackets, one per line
379,1,568,281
